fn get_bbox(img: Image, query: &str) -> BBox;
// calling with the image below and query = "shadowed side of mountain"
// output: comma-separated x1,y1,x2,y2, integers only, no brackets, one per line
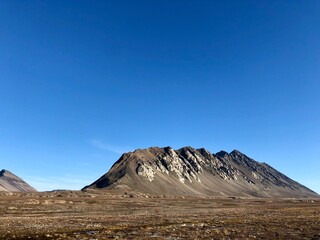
0,169,37,192
83,147,318,198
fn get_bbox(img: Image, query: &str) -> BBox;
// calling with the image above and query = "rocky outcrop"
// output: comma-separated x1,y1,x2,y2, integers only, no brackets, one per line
83,147,318,198
0,169,37,192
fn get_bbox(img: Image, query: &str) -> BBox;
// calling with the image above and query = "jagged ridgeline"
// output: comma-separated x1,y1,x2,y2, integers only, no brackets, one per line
83,147,318,198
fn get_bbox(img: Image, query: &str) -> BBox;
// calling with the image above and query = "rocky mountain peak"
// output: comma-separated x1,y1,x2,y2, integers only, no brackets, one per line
230,149,241,154
0,169,37,192
178,146,196,152
84,146,318,198
230,149,247,157
0,169,19,179
216,150,229,158
0,169,7,176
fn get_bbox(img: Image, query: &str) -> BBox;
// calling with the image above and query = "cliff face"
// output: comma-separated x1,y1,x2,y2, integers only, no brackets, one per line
0,169,37,192
84,147,318,198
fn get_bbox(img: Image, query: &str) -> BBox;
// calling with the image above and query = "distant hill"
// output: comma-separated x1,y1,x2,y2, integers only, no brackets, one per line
0,169,37,192
83,147,318,198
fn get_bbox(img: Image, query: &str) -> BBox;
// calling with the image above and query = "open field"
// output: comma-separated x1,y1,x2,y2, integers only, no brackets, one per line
0,191,319,239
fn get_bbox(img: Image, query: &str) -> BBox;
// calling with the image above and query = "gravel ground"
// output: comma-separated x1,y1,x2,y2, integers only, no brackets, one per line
0,191,319,239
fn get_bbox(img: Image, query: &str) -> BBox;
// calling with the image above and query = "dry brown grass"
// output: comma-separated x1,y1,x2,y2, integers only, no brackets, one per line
0,191,319,239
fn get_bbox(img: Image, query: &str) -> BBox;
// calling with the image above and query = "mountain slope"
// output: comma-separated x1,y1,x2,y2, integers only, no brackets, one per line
83,147,318,198
0,169,37,192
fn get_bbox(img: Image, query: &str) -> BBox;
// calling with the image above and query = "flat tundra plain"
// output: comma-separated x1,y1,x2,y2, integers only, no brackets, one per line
0,191,319,239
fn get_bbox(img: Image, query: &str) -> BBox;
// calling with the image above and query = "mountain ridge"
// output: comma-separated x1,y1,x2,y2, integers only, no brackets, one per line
83,147,318,198
0,169,37,192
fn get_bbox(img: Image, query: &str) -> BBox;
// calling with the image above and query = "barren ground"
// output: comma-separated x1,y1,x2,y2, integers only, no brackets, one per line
0,191,319,239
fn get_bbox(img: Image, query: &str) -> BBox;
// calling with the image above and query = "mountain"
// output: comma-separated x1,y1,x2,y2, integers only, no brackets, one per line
83,147,318,198
0,169,37,192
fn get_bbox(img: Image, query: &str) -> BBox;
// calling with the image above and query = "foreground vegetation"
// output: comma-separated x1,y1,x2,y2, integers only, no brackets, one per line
0,191,319,239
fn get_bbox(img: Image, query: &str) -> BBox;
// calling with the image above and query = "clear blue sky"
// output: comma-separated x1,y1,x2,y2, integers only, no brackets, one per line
1,1,319,193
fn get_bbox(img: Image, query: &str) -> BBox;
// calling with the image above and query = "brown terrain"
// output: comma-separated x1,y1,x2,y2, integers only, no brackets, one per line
1,147,319,239
0,190,319,239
